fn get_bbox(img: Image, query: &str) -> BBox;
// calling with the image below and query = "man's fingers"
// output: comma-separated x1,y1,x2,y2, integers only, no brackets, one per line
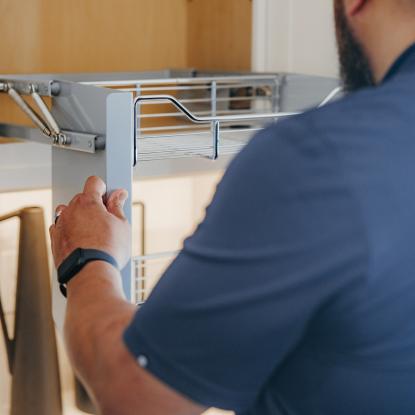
83,176,107,199
53,204,67,225
107,189,128,220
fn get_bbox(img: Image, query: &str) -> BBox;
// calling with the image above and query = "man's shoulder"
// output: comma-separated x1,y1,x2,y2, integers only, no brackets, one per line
230,84,397,193
305,79,412,137
251,81,405,155
226,108,338,193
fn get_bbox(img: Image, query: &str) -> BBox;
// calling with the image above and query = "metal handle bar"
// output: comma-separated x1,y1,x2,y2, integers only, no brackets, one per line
134,95,299,124
84,74,281,87
133,87,342,165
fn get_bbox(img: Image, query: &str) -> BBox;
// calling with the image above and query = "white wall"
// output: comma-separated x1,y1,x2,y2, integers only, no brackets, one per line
253,0,339,77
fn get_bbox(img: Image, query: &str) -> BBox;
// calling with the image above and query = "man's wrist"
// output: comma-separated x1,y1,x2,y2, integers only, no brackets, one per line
58,248,119,297
66,260,123,298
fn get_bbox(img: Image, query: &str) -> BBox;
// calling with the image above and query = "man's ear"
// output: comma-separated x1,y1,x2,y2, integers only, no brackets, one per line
345,0,368,16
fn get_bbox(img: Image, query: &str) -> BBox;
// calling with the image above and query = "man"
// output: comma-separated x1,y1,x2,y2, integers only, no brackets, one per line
50,0,415,414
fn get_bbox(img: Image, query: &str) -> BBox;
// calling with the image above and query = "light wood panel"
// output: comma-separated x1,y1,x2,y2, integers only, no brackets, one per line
187,0,252,71
0,0,252,76
0,0,188,74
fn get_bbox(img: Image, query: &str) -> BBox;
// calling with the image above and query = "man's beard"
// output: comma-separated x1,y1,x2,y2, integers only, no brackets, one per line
334,0,375,91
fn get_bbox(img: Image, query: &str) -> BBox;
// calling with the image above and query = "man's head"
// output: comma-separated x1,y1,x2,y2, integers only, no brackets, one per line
333,0,415,92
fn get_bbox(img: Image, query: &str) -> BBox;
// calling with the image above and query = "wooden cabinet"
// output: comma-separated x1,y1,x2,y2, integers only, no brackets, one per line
0,0,252,132
188,0,252,70
0,0,251,73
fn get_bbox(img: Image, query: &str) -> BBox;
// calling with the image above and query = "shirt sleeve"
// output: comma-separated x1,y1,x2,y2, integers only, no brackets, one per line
123,115,367,412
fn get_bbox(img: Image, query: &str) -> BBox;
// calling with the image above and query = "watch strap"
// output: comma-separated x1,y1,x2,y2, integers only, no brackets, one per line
58,248,119,297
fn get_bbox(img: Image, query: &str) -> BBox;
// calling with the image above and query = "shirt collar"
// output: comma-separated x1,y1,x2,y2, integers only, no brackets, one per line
382,42,415,83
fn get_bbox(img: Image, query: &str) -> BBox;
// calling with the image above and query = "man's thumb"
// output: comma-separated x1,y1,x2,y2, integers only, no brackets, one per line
107,189,128,220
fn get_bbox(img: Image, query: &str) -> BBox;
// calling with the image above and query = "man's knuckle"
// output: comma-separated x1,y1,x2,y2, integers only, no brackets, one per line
74,193,83,200
77,195,87,206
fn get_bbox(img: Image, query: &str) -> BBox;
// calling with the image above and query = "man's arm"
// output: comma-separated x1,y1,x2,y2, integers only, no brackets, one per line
50,176,205,415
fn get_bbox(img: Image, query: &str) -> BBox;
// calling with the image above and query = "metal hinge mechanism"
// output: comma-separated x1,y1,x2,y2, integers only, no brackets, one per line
0,80,104,153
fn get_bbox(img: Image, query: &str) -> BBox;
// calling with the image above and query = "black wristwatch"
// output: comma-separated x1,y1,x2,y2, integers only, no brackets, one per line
57,248,119,297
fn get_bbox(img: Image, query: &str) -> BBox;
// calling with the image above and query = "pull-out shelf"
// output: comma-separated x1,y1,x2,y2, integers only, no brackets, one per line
0,70,340,165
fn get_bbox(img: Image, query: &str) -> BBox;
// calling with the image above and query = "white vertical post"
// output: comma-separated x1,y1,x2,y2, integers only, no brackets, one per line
106,92,134,300
51,83,134,330
210,81,219,159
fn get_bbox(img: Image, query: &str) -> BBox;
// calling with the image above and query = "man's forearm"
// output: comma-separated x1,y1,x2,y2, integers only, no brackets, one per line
62,261,205,415
64,261,136,403
51,177,205,414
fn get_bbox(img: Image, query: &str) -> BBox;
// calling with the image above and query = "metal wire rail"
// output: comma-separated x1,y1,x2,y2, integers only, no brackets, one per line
133,87,342,165
133,251,178,304
130,75,279,163
130,74,342,163
82,74,281,88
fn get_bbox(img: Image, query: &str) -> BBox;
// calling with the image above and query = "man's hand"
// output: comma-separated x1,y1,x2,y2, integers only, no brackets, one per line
49,176,131,269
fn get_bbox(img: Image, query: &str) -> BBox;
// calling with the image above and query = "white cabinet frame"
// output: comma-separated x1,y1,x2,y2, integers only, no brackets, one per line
252,0,339,77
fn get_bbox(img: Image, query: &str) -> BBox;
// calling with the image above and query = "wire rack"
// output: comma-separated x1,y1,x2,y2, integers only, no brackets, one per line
86,75,341,164
120,75,282,163
133,251,178,304
0,72,340,164
119,75,342,304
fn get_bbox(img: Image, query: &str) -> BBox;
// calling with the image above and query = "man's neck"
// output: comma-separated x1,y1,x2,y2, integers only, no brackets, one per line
362,13,415,83
371,37,415,84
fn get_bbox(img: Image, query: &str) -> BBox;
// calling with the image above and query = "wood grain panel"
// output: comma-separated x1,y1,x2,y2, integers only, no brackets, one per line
0,0,252,76
0,0,188,74
187,0,252,71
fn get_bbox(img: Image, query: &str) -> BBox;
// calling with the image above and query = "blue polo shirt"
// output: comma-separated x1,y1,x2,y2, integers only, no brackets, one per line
124,44,415,414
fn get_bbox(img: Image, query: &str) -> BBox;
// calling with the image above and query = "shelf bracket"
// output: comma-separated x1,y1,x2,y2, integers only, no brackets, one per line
0,123,104,154
0,80,104,153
